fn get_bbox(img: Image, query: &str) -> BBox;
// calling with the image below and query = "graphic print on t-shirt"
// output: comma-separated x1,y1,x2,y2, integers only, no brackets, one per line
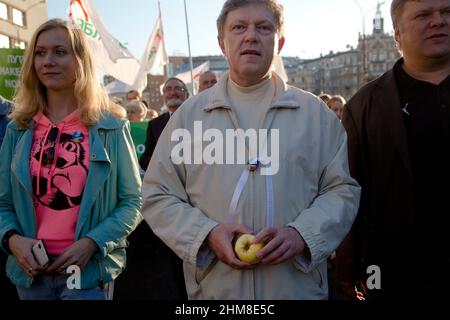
31,132,88,210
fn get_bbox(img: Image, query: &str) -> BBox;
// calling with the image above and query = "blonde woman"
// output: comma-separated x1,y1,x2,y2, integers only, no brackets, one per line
0,19,142,300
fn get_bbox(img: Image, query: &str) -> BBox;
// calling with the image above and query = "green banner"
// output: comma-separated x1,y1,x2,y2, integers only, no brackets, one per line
0,48,24,100
130,120,149,179
129,120,148,160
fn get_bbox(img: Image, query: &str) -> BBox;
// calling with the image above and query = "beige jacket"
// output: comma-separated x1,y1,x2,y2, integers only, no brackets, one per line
141,72,360,299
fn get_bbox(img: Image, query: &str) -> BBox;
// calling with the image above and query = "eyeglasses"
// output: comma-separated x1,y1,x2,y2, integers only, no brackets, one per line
42,127,59,166
163,86,186,94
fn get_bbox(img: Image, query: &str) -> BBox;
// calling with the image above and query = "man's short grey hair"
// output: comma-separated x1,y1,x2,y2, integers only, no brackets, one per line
216,0,285,38
390,0,418,28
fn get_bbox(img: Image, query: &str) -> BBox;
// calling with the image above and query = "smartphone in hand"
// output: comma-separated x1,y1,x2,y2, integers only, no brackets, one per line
32,240,49,267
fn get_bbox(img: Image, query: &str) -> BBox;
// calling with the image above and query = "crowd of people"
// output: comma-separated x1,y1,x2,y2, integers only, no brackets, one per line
0,0,449,300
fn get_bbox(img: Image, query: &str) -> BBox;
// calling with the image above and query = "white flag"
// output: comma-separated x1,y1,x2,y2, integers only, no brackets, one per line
132,15,169,93
69,0,140,86
174,61,210,93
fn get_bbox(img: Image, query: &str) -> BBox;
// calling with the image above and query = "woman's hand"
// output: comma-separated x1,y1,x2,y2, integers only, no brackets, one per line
8,235,45,277
46,237,99,274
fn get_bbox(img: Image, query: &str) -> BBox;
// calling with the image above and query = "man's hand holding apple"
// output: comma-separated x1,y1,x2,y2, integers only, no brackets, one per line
206,223,254,270
253,226,309,265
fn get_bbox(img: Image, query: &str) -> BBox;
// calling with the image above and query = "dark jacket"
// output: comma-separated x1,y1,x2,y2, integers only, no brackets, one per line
139,112,170,171
337,67,417,299
115,110,186,300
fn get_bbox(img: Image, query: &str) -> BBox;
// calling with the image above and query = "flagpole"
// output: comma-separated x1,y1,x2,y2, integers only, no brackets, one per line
183,0,195,95
159,1,170,79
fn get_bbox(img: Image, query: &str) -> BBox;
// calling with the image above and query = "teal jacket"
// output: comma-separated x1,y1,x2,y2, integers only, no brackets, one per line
0,112,143,288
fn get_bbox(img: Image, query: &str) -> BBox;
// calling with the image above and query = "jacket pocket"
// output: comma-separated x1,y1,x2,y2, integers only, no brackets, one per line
292,258,324,289
311,266,324,288
194,258,217,285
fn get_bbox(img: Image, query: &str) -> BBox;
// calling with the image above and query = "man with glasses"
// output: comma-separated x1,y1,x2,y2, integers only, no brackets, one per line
115,77,189,300
139,77,189,171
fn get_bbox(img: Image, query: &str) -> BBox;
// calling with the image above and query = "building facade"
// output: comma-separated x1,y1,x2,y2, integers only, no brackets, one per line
291,5,400,100
144,74,165,111
292,50,359,100
0,0,48,49
358,5,400,84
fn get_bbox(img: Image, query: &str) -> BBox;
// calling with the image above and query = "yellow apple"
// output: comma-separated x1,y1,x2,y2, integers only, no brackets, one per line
234,234,265,264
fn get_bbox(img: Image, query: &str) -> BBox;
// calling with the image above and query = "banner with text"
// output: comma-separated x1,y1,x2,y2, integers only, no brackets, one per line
0,48,24,100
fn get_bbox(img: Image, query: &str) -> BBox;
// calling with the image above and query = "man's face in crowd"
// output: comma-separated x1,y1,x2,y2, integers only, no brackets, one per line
395,0,450,62
163,79,188,112
198,72,218,92
127,90,140,101
218,3,285,86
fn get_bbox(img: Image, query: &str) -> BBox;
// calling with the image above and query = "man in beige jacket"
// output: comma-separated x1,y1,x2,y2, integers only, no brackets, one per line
141,0,360,299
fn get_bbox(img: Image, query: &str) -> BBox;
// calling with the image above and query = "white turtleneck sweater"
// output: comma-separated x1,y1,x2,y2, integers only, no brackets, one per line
227,76,275,130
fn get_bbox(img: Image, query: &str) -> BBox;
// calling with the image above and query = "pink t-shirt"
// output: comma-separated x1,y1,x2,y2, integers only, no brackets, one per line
30,111,90,255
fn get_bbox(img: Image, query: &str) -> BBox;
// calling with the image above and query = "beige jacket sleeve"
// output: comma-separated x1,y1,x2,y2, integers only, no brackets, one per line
141,109,219,266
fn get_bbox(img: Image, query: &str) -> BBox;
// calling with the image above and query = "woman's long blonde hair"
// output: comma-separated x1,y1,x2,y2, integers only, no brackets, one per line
11,18,125,129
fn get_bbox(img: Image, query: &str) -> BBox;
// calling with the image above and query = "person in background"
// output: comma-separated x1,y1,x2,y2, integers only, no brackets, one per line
318,93,332,104
139,77,189,171
0,19,142,300
125,89,159,120
198,71,218,92
141,0,360,299
146,108,159,120
336,0,450,299
114,77,189,300
125,100,147,123
326,95,346,120
126,90,142,102
123,100,149,174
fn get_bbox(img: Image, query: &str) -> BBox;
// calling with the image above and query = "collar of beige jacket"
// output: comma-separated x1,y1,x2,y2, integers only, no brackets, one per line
203,71,300,112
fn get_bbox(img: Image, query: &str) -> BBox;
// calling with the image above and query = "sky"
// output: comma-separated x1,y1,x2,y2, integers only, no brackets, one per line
47,0,394,60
